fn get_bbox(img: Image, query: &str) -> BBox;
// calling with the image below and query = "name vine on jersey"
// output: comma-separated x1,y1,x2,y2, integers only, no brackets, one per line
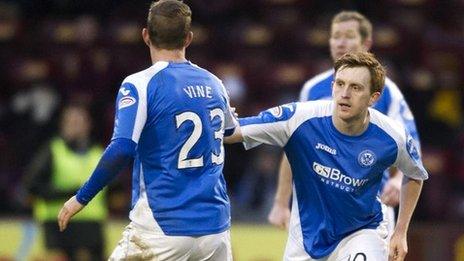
112,61,237,236
238,100,428,258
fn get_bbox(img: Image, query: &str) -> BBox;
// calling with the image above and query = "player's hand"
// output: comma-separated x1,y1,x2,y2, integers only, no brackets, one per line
381,177,401,207
389,230,408,261
58,195,84,232
268,202,290,230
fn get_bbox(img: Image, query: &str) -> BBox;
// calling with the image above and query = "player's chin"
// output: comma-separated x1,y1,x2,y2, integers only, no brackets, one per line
336,109,352,120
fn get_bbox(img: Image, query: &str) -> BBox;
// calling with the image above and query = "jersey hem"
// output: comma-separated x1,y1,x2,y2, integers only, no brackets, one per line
161,222,230,236
304,223,380,259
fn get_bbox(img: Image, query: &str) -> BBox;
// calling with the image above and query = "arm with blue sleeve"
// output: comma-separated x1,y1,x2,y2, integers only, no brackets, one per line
75,138,136,204
58,81,145,231
78,81,144,204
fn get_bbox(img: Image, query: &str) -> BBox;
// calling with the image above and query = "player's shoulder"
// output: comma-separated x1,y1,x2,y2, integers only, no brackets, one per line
383,76,405,100
190,62,223,84
294,100,332,119
301,69,333,91
122,61,170,87
302,69,334,90
189,62,228,94
369,107,406,141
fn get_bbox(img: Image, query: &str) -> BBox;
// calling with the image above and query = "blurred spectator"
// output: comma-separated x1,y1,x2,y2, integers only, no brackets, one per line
23,103,106,261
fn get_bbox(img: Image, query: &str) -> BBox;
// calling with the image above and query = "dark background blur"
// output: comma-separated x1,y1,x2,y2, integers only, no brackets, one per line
0,0,463,240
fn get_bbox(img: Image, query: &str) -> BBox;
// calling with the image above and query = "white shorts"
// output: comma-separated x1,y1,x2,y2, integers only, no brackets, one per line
384,205,396,237
284,204,390,261
284,227,388,261
109,222,232,261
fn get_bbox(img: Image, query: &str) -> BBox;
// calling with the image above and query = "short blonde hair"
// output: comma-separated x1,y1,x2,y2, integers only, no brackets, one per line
334,52,386,94
332,11,372,41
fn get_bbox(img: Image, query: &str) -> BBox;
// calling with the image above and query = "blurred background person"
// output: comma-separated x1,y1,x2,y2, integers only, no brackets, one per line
23,102,106,261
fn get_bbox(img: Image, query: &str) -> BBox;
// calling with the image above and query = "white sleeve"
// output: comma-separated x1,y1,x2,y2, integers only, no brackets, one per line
240,103,297,150
384,79,421,148
220,84,239,132
394,131,428,180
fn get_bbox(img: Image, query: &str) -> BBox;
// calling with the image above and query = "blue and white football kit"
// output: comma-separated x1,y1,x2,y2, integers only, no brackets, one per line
76,61,237,260
299,69,419,153
239,101,428,260
299,69,420,233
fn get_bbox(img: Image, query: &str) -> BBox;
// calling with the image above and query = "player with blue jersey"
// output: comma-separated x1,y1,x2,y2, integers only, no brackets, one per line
226,52,427,260
58,1,237,260
268,11,420,235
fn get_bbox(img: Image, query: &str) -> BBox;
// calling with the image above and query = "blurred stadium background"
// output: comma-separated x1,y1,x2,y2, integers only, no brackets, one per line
0,0,463,260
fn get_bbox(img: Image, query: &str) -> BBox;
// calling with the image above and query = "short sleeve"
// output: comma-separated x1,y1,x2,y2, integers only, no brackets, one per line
219,82,238,136
112,82,147,143
239,103,297,150
395,130,428,180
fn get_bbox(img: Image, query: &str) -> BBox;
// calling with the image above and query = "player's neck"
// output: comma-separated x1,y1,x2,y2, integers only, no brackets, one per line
332,110,370,136
150,47,187,64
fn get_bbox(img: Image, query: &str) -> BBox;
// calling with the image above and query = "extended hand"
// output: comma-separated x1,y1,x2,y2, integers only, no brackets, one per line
389,231,408,261
267,203,290,230
57,196,84,232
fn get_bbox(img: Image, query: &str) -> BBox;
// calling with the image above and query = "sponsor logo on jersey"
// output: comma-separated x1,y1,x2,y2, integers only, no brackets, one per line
269,106,283,118
118,96,136,109
406,134,420,161
358,150,376,167
120,87,130,96
315,142,337,155
313,161,369,192
268,103,295,120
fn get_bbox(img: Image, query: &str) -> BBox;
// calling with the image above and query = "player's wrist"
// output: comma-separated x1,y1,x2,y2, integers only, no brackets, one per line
393,223,409,235
273,196,290,207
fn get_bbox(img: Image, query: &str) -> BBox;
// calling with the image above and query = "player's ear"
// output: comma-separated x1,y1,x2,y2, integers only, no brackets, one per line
362,37,372,51
184,31,193,48
368,91,380,106
142,28,151,47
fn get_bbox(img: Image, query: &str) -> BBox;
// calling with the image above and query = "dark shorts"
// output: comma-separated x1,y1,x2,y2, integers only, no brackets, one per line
43,221,104,249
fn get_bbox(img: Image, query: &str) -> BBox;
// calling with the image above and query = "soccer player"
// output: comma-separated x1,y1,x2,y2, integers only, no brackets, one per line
268,11,420,234
57,1,237,260
225,52,427,260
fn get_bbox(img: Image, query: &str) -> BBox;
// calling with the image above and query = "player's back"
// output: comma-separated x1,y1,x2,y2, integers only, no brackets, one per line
122,61,235,236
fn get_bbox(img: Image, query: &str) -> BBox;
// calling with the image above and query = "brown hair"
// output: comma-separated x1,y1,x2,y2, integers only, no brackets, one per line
147,0,192,49
332,11,372,41
334,52,386,93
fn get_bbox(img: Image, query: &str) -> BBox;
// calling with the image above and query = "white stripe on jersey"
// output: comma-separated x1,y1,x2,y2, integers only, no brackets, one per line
129,163,164,234
122,61,169,143
368,108,427,180
299,69,334,102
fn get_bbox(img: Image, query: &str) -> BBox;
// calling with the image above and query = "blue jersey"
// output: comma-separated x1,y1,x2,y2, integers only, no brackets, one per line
112,61,237,236
239,101,428,258
299,69,420,186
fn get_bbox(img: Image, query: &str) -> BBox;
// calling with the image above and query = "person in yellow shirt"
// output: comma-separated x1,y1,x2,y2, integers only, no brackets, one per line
24,102,106,260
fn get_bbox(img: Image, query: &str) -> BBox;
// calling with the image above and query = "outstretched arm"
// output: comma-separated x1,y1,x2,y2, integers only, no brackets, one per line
224,125,243,144
268,154,292,229
389,177,423,261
